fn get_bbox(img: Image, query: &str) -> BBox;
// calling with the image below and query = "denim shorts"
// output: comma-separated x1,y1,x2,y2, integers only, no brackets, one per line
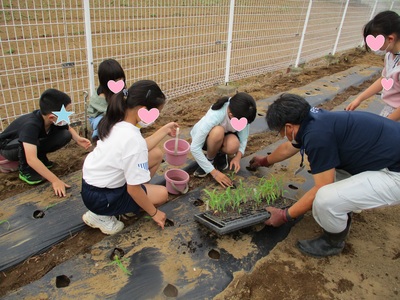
81,179,145,216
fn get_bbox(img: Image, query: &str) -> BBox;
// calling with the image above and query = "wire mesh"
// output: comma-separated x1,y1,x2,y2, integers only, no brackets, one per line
0,0,396,131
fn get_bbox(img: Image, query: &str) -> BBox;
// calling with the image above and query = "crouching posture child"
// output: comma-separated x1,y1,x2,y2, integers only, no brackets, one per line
0,89,91,196
81,80,178,235
190,92,257,188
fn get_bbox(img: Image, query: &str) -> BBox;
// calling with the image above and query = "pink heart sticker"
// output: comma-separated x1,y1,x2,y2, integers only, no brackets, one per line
138,108,160,124
381,78,394,91
107,80,124,94
366,34,385,51
230,117,248,132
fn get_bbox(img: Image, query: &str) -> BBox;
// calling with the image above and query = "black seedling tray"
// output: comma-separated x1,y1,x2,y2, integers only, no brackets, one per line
194,208,271,235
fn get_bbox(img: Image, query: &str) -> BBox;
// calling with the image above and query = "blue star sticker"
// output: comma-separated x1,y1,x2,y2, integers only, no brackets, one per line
52,104,74,124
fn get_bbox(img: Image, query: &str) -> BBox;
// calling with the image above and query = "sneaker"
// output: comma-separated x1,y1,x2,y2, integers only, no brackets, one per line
193,166,207,178
19,169,44,185
214,152,229,171
82,210,124,235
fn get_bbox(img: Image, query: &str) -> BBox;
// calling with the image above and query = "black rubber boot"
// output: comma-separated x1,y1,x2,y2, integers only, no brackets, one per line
297,213,352,258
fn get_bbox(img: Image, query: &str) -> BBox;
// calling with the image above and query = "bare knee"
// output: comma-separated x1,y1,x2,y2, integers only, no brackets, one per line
208,126,225,143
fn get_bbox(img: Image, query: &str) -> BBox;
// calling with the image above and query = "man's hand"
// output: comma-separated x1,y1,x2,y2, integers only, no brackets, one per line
264,206,289,227
248,155,272,170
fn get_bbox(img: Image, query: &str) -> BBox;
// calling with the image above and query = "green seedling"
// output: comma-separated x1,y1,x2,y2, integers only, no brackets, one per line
45,203,58,211
108,256,132,276
202,175,284,214
0,219,11,231
109,248,131,276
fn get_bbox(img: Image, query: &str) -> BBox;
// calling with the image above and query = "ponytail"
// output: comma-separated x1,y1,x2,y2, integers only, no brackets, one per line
98,91,126,140
211,96,230,110
98,80,166,140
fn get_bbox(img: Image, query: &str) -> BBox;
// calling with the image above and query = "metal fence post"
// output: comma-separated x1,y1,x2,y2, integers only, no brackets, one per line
295,0,313,68
224,0,235,85
83,0,95,97
360,0,378,47
332,0,350,55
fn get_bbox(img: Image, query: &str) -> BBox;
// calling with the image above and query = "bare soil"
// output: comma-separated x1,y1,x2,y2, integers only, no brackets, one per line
2,48,399,299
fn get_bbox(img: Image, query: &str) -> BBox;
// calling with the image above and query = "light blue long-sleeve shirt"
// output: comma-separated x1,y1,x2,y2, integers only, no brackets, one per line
190,102,250,174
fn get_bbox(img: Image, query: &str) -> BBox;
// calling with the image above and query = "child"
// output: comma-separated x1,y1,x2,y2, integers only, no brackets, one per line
81,80,178,235
190,92,257,188
346,10,400,120
87,59,126,142
0,89,92,196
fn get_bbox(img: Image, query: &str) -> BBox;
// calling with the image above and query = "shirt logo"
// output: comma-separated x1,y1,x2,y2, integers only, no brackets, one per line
138,162,149,170
310,107,320,113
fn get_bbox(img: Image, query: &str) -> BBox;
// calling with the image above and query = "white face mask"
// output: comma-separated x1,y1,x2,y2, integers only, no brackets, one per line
53,120,68,127
374,41,391,56
283,126,288,140
137,120,154,128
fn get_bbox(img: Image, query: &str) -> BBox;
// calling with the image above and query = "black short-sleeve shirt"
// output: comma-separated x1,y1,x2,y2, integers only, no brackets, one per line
0,110,47,146
295,108,400,175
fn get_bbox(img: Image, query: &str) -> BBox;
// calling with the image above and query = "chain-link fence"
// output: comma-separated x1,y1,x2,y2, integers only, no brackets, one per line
1,0,398,130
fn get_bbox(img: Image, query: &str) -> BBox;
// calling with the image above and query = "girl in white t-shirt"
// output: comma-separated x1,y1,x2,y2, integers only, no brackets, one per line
346,10,400,120
81,80,178,235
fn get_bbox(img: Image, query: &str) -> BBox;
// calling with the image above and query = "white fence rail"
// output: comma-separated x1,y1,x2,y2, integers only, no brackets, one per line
1,0,398,131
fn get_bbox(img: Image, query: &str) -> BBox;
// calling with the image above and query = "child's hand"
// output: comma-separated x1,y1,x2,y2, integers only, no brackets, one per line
229,156,241,173
345,98,361,111
152,209,166,229
165,122,179,137
76,137,92,150
52,179,71,197
211,170,233,188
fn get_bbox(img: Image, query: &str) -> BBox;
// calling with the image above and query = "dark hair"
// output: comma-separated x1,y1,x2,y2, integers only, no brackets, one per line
266,93,311,131
363,10,400,51
211,92,257,123
98,80,166,140
39,89,71,115
96,59,126,101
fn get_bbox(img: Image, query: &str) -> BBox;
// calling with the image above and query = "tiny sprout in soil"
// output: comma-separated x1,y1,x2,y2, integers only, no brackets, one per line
109,248,132,276
202,176,284,216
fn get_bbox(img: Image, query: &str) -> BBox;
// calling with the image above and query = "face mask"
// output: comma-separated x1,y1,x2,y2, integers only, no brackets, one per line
283,126,288,140
291,129,298,145
137,120,154,128
53,120,68,127
374,41,391,55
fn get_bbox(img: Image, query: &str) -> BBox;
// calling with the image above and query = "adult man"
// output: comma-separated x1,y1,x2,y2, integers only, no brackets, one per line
249,93,400,257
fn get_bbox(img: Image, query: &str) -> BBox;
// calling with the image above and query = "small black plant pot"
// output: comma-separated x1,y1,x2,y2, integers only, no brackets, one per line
194,208,271,235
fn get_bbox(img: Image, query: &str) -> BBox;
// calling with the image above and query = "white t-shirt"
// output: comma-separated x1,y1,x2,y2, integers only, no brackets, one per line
83,121,150,188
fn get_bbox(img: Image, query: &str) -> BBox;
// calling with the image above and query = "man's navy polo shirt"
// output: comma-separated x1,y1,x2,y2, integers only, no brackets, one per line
295,108,400,175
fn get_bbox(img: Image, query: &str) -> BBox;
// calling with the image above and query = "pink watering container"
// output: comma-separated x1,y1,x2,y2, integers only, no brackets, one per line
164,169,189,195
163,139,190,166
0,155,18,173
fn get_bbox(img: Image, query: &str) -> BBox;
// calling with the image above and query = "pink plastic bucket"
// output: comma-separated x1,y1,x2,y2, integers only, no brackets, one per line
164,169,189,195
163,139,190,166
0,155,18,173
